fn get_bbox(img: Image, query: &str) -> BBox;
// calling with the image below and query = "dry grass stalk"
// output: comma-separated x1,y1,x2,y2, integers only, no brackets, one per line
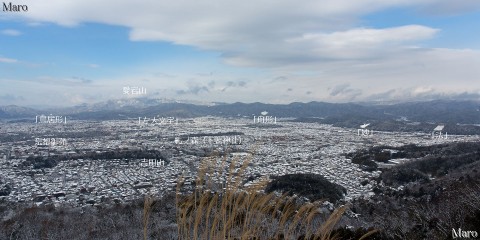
143,195,154,240
173,147,354,240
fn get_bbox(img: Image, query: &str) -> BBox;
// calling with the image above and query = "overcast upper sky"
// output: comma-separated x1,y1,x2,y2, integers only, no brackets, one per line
1,0,480,107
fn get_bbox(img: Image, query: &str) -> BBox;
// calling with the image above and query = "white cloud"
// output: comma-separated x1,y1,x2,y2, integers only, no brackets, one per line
275,25,440,62
12,0,472,68
293,25,438,48
0,57,18,63
1,29,22,36
3,0,479,104
416,0,480,15
87,63,100,68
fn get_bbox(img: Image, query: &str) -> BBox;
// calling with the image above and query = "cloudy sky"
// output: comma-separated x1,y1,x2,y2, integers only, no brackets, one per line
1,0,480,107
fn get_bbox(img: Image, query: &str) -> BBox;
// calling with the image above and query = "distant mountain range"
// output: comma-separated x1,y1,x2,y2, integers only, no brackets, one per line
1,99,479,126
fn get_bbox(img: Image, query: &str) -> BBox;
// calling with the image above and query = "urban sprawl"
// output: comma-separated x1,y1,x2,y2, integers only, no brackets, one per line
1,116,478,207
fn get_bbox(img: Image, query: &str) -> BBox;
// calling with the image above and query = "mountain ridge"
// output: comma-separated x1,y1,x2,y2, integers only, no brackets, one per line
1,99,479,125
